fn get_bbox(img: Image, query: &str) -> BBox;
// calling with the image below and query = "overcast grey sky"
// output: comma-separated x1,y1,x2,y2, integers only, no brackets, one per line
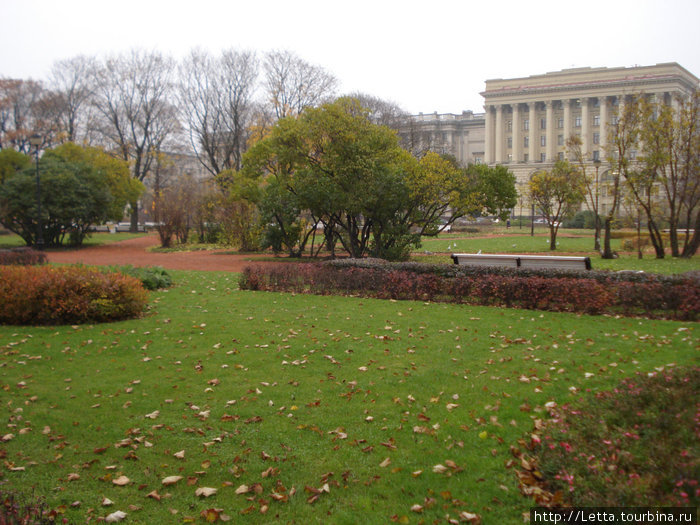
2,0,699,114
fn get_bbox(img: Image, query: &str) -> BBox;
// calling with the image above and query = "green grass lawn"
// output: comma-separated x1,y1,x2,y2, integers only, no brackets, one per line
1,270,697,524
0,231,147,249
420,231,617,254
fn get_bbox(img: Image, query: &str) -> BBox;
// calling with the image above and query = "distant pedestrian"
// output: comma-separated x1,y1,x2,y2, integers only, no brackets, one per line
506,219,511,228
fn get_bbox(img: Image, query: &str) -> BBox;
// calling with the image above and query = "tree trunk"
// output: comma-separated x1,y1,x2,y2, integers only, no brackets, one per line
601,217,615,259
681,211,700,257
130,202,139,233
549,226,557,251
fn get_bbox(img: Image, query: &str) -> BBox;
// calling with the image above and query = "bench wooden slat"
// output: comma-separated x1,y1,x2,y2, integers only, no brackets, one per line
451,253,591,271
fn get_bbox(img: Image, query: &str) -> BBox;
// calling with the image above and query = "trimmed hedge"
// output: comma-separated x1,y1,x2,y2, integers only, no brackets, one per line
239,259,699,320
0,265,148,325
0,247,47,266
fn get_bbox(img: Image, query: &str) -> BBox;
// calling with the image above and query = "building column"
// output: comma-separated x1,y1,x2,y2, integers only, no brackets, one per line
484,105,493,164
581,97,590,159
512,103,521,163
599,96,608,155
528,102,537,162
495,104,504,163
562,99,571,158
545,100,555,161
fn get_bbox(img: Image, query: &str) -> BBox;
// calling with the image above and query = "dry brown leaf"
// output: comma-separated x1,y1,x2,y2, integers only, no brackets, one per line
195,487,217,498
379,457,391,468
234,484,249,495
173,450,185,459
112,476,130,486
162,476,183,486
105,510,127,523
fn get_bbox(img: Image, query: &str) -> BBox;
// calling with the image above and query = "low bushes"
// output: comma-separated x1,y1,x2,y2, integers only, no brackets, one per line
0,247,47,265
105,265,173,290
0,265,148,325
239,259,699,320
517,366,699,507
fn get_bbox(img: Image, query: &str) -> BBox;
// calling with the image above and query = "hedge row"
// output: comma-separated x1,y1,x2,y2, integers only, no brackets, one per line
239,260,699,320
0,265,148,325
0,247,47,266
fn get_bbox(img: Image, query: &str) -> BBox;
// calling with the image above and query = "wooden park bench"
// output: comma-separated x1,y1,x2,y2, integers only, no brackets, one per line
451,253,592,271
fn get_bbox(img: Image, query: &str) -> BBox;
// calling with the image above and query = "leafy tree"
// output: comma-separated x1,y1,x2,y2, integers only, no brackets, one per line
46,143,144,221
243,98,501,261
0,155,112,246
529,160,586,250
0,149,31,183
466,163,518,221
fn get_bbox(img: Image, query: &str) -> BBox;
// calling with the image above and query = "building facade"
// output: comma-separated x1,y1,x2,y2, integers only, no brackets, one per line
406,63,699,215
398,111,485,166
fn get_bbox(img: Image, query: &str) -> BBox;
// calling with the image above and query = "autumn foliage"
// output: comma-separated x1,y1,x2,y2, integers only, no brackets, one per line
239,260,699,320
0,265,148,325
518,366,699,508
0,247,47,266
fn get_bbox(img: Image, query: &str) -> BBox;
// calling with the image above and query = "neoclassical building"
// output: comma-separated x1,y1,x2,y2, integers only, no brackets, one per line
398,110,485,165
405,62,699,215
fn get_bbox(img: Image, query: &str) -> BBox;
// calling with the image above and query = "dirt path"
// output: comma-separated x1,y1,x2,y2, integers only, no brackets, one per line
46,234,275,272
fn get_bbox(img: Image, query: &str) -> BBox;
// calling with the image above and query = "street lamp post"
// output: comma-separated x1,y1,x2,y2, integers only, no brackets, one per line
593,158,601,252
29,134,44,250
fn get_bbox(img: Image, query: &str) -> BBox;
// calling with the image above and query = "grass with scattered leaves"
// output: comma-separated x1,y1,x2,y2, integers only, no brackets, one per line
0,270,697,524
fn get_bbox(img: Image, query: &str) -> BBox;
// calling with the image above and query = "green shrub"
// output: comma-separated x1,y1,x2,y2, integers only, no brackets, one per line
106,265,173,290
521,367,699,507
0,265,148,325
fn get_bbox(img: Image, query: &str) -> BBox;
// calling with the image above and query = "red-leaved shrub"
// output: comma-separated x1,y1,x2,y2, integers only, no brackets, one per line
239,261,698,320
0,265,148,325
0,247,47,265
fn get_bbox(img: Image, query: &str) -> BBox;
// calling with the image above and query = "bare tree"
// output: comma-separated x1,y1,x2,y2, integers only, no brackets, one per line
0,78,56,152
344,92,408,129
567,135,602,250
263,50,337,119
48,55,98,144
92,50,178,231
178,48,258,176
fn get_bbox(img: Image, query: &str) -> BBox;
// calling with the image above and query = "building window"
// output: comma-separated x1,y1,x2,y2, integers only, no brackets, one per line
631,150,637,160
507,120,512,131
540,135,546,147
524,119,529,131
592,150,600,161
557,117,564,129
612,116,619,126
558,135,564,146
558,152,564,161
507,154,512,162
540,118,546,130
593,132,600,145
575,115,582,127
507,137,513,148
524,136,529,148
540,153,546,162
524,154,529,162
474,157,482,165
593,115,600,126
